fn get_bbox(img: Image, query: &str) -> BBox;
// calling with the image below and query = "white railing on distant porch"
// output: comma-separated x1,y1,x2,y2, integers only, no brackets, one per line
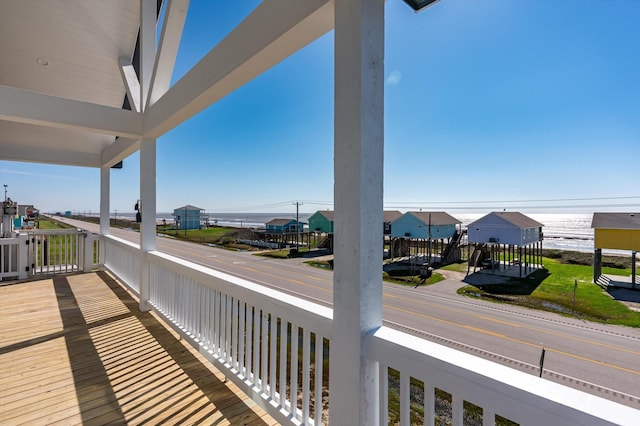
98,243,636,426
147,251,332,426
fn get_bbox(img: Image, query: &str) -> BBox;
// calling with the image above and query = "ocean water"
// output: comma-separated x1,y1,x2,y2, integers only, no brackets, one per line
105,211,606,253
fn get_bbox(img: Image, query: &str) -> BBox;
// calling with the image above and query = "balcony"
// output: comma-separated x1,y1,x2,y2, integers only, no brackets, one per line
1,1,637,424
2,231,635,425
0,271,277,425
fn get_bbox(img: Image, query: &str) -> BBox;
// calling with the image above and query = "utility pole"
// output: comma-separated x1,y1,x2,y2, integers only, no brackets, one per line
293,201,303,250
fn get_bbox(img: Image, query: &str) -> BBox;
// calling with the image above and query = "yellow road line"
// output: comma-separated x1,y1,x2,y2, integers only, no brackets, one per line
385,293,640,356
478,316,522,328
462,325,506,339
385,304,640,376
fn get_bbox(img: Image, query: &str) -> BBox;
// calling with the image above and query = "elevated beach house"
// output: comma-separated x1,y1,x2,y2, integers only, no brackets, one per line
172,205,206,230
308,210,334,233
383,210,403,235
391,211,461,239
265,218,303,234
1,1,633,424
467,211,544,276
591,212,640,288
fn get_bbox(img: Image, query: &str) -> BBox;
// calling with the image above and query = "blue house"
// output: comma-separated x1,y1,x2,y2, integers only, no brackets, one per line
391,211,461,239
173,205,206,230
383,210,403,235
265,218,303,234
467,212,543,246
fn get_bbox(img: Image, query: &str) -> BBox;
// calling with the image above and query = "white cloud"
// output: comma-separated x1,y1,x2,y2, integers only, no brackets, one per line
0,169,72,180
386,70,402,86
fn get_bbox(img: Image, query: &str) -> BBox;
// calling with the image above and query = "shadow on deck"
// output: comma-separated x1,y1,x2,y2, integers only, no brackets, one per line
0,271,277,425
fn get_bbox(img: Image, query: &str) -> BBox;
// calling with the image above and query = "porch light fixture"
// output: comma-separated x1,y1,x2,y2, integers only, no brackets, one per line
403,0,441,12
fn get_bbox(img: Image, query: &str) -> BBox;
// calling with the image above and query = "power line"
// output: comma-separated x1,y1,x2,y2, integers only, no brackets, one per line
197,196,640,213
385,195,640,205
383,203,640,210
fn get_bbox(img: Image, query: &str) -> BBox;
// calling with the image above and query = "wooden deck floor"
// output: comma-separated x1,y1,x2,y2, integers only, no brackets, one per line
0,271,278,426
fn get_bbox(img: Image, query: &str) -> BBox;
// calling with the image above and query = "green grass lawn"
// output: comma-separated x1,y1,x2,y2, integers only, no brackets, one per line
457,256,640,327
159,226,252,250
35,218,74,230
383,271,445,286
259,247,311,259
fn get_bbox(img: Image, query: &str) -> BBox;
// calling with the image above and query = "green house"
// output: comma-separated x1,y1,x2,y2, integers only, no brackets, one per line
308,210,334,233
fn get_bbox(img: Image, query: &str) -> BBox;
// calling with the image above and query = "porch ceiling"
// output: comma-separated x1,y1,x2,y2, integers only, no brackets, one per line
0,0,334,169
0,0,139,168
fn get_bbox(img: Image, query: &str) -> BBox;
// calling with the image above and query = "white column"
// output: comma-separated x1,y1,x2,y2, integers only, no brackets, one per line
138,0,156,311
329,0,385,424
17,233,29,279
100,166,110,236
139,137,156,311
140,138,157,252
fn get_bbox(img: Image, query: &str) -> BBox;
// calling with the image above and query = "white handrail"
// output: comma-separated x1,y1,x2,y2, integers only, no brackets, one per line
146,250,332,425
370,325,637,426
103,234,141,294
97,241,638,426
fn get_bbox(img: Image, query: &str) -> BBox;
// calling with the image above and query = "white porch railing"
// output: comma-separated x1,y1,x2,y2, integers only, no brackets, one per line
96,242,636,426
28,228,97,276
146,251,332,425
0,229,100,281
371,326,635,426
0,234,27,280
102,234,141,294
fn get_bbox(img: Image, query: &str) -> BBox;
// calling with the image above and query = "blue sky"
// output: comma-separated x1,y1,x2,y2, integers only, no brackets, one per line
2,0,639,215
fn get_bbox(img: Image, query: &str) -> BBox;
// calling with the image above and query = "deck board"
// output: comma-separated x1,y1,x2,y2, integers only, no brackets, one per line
0,272,279,426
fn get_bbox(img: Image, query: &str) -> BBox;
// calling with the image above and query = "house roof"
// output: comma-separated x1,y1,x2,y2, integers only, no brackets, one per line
383,210,403,223
405,211,462,226
591,212,640,230
469,212,543,229
173,205,204,212
266,218,298,226
311,210,334,221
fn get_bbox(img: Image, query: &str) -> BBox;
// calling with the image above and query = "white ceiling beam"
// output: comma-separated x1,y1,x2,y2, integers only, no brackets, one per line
147,0,190,108
101,137,141,168
140,0,156,112
144,0,333,138
0,86,143,138
0,143,101,167
119,58,141,112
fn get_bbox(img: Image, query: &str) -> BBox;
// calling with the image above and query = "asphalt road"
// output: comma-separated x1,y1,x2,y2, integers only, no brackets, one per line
54,217,640,408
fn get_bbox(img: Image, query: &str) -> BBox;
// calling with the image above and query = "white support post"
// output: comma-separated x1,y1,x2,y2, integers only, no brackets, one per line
83,232,98,273
17,233,29,280
139,138,157,311
138,0,156,311
329,0,385,424
100,166,110,237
